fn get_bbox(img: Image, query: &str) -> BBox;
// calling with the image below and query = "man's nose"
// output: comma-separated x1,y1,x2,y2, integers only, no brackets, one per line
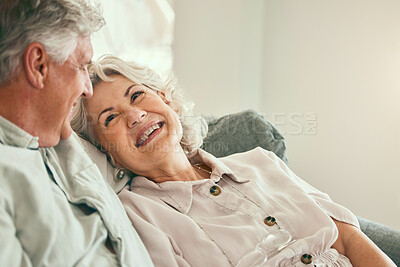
81,72,93,98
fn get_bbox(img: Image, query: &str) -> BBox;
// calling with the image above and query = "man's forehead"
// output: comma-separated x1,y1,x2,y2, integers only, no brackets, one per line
73,37,93,62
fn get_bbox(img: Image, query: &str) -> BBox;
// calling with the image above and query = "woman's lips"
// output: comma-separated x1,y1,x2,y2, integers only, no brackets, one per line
136,121,165,147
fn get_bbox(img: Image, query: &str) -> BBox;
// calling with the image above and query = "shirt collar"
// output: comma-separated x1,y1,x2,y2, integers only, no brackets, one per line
0,115,39,149
130,149,248,214
187,149,248,183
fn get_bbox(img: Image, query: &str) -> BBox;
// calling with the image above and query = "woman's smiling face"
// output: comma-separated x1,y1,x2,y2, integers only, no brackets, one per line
86,75,183,174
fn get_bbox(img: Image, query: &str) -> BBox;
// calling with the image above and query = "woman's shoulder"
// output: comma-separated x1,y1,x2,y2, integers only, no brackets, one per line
215,147,288,180
218,147,279,165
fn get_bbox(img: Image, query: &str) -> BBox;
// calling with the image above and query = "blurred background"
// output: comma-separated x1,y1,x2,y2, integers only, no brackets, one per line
92,0,400,230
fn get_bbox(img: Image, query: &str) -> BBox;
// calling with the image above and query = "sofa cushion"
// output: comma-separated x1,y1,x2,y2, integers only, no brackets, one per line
202,109,288,163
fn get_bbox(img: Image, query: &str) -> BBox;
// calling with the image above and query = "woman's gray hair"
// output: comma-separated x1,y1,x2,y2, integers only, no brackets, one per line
72,55,208,155
0,0,105,84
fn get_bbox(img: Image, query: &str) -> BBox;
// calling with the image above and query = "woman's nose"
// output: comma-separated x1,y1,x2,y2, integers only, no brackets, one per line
126,109,147,128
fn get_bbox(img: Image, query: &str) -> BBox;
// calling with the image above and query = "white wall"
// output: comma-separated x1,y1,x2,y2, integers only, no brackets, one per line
172,0,400,229
172,0,259,116
92,0,175,77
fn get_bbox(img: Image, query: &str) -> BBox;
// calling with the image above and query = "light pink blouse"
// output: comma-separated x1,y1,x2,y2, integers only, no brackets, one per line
118,148,359,266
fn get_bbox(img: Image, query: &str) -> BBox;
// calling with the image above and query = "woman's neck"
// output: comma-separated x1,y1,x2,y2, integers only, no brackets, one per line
142,147,209,183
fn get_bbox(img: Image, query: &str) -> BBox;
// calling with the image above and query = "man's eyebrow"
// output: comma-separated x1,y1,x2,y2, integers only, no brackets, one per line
98,107,114,121
124,84,140,97
81,59,92,67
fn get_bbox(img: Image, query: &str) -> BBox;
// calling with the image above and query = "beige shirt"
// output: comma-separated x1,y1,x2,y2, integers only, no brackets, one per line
119,148,359,267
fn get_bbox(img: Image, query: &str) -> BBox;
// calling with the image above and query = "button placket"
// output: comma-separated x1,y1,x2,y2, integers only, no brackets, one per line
218,176,284,232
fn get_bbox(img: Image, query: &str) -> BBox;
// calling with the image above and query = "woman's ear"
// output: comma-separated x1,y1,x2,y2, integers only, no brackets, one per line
157,91,170,104
24,42,49,89
157,91,178,112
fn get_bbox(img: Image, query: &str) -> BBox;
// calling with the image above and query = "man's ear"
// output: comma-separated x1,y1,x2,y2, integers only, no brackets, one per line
157,91,170,104
24,42,49,89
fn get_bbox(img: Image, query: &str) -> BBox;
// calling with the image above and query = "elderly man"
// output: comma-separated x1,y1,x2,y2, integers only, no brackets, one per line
0,0,152,266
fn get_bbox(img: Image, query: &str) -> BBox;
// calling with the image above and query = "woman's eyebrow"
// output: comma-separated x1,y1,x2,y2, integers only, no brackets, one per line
98,107,114,121
124,84,140,97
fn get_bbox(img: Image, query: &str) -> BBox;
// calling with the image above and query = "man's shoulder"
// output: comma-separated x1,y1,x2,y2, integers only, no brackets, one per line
0,144,49,192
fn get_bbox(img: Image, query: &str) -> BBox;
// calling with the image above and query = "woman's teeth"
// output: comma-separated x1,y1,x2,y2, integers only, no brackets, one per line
137,123,161,147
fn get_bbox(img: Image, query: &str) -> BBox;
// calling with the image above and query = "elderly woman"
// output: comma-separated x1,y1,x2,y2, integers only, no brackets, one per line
72,55,394,267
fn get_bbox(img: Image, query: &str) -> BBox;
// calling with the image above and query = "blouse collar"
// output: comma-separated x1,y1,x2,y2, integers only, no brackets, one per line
130,149,248,214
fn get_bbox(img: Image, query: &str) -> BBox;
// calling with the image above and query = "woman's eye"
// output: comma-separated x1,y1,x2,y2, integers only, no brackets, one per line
105,114,117,126
131,91,144,104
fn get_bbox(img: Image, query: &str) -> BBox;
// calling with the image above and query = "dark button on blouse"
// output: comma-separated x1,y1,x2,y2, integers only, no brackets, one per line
301,254,313,264
210,185,221,196
263,216,276,226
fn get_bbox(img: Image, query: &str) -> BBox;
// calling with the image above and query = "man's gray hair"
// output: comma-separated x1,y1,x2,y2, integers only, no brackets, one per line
71,55,208,155
0,0,105,84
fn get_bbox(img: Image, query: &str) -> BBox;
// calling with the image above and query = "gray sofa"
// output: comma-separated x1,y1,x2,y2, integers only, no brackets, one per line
202,109,400,266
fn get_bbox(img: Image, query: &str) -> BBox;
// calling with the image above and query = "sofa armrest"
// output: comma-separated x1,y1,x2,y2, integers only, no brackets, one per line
358,217,400,266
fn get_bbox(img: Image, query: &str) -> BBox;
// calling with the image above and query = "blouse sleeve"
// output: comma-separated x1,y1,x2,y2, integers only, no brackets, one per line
264,149,360,229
